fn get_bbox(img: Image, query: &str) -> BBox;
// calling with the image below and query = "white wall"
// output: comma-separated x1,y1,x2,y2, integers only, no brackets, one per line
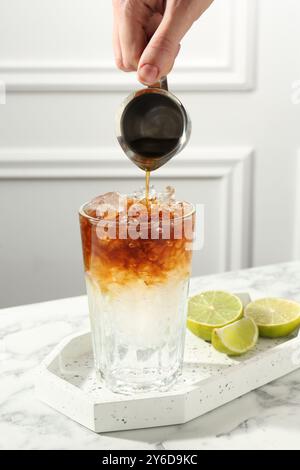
0,0,299,308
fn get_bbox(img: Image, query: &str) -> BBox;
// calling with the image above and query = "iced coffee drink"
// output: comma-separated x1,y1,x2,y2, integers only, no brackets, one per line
79,186,195,394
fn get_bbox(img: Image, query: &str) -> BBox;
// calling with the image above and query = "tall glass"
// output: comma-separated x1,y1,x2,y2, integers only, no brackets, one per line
79,193,195,394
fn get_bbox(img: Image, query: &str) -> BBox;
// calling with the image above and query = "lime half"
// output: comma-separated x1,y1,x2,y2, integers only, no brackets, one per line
187,291,243,341
245,298,300,338
212,317,258,356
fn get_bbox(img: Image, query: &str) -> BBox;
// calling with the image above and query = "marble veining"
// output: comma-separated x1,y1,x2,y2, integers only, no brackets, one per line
1,262,300,449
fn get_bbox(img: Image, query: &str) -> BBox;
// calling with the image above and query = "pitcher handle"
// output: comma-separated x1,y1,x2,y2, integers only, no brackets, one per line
148,76,168,91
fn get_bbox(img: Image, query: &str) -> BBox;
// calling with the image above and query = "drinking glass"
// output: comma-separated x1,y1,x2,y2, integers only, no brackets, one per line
79,194,195,394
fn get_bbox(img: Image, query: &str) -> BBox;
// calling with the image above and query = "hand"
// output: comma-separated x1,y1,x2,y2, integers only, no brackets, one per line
112,0,214,85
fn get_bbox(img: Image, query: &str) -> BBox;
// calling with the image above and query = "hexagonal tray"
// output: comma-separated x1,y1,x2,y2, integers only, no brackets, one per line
35,293,300,433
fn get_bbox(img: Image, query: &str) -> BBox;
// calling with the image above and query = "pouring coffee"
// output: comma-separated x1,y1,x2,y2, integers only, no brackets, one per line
116,76,191,173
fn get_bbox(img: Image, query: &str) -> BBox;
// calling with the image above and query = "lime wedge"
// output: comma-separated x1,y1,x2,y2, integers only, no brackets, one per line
245,298,300,338
187,291,243,341
212,318,258,356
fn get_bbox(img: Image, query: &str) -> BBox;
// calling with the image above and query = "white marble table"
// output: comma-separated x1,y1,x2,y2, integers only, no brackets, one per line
1,262,300,450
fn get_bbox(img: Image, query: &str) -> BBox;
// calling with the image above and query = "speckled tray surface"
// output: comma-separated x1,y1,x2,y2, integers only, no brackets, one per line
35,293,300,433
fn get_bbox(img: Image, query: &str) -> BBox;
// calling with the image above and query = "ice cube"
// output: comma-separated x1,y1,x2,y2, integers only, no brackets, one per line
162,185,176,204
132,187,144,201
148,184,156,199
133,185,157,201
90,192,127,219
128,202,148,219
96,192,126,210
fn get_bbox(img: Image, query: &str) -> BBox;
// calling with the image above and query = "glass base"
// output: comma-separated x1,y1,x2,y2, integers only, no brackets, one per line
87,276,188,395
96,365,182,395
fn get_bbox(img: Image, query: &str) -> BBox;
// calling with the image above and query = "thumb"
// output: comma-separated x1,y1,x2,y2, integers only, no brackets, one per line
137,25,181,85
137,0,214,85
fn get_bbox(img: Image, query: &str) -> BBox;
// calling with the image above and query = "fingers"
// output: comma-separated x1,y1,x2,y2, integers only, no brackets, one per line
136,2,187,84
144,11,164,40
118,18,145,71
137,29,180,85
112,0,125,70
137,0,214,84
112,0,141,71
112,13,124,70
113,0,147,72
112,0,215,81
137,2,190,83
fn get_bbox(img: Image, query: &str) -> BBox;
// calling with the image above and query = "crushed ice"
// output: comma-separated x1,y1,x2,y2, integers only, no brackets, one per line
89,185,180,220
133,184,176,206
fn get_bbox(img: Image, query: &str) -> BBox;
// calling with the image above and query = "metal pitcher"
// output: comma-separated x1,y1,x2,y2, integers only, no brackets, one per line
116,77,191,172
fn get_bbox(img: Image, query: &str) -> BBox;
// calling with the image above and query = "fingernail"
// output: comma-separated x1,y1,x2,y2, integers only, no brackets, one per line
138,64,159,84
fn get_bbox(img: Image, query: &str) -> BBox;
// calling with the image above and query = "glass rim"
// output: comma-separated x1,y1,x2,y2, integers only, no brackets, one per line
79,199,196,226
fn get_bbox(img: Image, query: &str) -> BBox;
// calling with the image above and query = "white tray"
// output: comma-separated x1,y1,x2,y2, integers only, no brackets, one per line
35,293,300,433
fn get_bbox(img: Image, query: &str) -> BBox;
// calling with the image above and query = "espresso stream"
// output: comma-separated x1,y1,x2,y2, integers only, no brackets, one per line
128,137,180,204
